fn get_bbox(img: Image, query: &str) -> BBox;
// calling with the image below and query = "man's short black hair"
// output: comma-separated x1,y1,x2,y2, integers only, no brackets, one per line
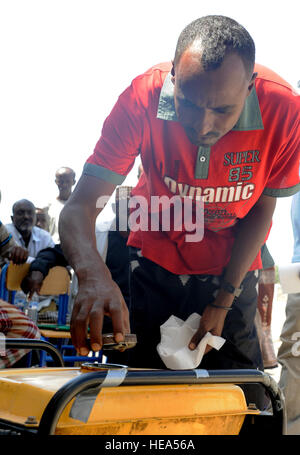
12,199,35,214
174,15,255,77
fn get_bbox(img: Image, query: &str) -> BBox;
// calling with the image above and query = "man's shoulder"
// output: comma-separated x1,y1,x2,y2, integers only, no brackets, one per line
131,62,172,92
255,63,299,126
32,226,54,240
137,62,172,77
5,223,15,233
255,63,299,101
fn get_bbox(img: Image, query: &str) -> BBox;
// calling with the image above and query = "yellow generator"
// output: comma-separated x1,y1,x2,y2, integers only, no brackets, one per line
0,339,286,436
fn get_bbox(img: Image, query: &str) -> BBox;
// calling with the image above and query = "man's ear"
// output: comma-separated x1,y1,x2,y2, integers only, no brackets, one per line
11,215,14,223
171,60,175,84
247,72,258,96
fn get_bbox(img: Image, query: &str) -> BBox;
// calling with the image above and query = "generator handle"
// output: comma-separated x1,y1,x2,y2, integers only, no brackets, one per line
37,368,285,435
4,338,64,367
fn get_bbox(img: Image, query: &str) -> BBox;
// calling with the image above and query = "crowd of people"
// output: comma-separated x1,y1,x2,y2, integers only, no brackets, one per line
0,166,76,366
0,15,299,434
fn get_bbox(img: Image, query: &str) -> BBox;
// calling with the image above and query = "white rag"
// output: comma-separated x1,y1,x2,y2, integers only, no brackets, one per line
157,313,226,370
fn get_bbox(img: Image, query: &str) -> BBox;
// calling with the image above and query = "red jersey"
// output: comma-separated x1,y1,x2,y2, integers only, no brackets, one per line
85,62,300,275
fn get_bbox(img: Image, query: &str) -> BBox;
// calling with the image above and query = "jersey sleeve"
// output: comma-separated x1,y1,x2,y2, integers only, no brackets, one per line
84,81,145,185
263,97,300,197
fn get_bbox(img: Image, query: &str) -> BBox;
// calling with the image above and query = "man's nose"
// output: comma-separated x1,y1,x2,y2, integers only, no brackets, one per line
193,110,215,136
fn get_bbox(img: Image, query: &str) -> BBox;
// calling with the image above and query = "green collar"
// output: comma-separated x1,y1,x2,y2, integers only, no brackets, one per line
156,72,264,131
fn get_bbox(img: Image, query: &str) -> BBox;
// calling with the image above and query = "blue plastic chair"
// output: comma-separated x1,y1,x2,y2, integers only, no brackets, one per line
0,264,69,325
0,263,9,301
0,262,102,365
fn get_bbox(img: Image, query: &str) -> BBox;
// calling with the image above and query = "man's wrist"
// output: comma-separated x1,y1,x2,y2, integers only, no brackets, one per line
208,302,232,311
76,263,111,284
220,279,243,297
214,288,235,308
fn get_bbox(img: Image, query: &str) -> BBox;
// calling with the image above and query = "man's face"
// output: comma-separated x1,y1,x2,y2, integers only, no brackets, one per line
55,172,75,200
172,46,255,147
36,209,49,231
12,202,36,234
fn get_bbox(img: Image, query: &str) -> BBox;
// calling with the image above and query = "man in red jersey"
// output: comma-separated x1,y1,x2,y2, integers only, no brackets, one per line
59,16,300,373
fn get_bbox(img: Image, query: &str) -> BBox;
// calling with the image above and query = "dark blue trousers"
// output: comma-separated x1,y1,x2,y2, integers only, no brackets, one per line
127,247,263,372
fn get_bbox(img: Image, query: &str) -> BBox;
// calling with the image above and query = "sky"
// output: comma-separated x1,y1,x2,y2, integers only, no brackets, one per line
0,0,299,264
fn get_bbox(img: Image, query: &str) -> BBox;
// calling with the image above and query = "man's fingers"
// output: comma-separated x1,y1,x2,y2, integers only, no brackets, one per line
189,331,213,354
109,304,126,343
10,247,28,264
121,301,130,334
70,282,129,355
189,330,204,350
89,304,104,352
204,345,212,354
123,314,131,334
70,303,90,356
18,250,27,263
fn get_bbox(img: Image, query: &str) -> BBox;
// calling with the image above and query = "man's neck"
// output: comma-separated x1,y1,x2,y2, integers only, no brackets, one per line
16,228,32,247
57,194,70,203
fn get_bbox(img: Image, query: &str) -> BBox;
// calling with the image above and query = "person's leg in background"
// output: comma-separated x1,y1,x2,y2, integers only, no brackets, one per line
278,292,300,435
255,266,278,369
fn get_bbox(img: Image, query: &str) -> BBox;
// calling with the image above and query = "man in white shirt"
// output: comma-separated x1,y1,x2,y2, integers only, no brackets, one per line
6,199,54,262
47,167,76,243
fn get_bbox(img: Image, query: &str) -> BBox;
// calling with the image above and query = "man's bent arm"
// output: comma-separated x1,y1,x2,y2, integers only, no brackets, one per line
59,174,129,355
222,194,276,291
190,193,276,348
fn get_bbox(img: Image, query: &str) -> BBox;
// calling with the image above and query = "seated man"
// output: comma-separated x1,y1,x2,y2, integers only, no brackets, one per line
6,199,55,262
6,199,55,310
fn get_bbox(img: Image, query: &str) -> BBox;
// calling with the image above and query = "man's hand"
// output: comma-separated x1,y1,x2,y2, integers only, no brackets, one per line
21,270,44,298
189,289,234,353
9,246,28,264
189,304,227,354
71,273,130,356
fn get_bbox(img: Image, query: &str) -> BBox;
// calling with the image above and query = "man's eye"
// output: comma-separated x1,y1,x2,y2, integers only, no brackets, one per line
214,108,230,114
182,99,198,109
